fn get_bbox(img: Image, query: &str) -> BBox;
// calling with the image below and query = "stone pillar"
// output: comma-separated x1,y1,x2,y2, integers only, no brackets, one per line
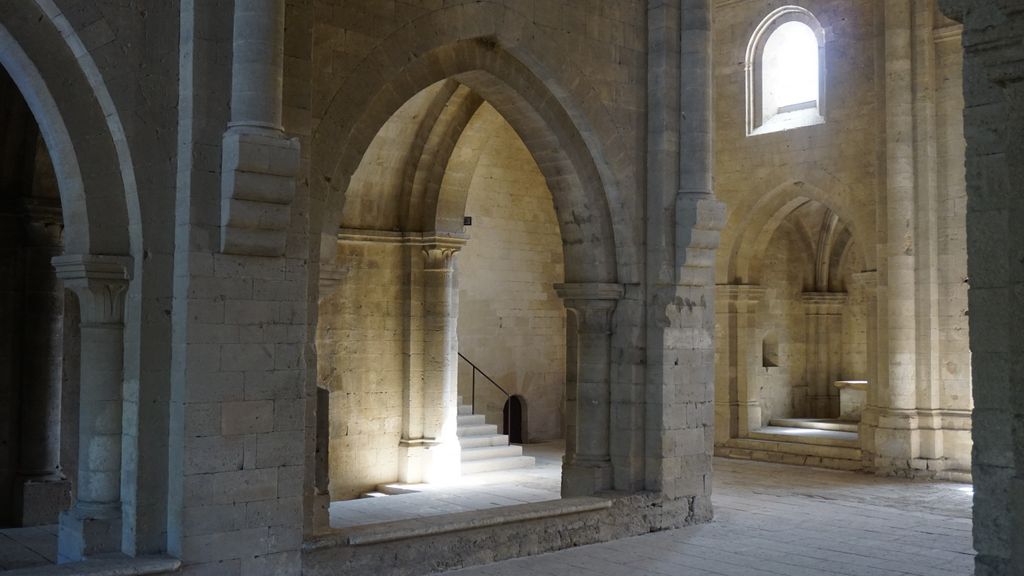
16,200,71,526
876,0,920,466
398,239,463,483
220,0,300,256
716,285,766,438
53,255,130,562
555,283,623,497
800,292,848,418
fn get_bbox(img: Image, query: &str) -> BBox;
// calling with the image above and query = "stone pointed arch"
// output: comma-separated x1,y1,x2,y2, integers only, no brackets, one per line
718,175,875,285
311,5,637,284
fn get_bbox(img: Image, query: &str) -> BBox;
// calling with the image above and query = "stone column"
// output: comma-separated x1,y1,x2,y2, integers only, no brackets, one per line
53,255,130,562
877,0,920,466
398,239,463,483
220,0,300,256
800,292,848,418
16,200,71,526
555,283,623,497
717,285,766,437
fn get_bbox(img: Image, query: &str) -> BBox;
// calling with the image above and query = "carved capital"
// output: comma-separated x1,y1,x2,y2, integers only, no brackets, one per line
421,245,461,272
52,255,131,325
420,235,466,273
555,283,623,334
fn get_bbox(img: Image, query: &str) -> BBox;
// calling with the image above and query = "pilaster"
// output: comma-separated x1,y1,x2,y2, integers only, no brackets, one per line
716,284,766,439
51,254,131,561
398,235,466,484
555,283,623,497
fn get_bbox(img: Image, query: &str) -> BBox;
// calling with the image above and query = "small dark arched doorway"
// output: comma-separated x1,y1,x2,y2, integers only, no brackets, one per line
503,395,526,445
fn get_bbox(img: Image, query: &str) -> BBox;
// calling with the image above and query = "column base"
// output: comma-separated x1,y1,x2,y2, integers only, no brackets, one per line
397,438,462,484
561,457,612,497
18,477,71,527
58,503,121,563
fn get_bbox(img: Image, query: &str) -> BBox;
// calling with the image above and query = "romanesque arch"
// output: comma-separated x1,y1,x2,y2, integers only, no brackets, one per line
0,1,140,561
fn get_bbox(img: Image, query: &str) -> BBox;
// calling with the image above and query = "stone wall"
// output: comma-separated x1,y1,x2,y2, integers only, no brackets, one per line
319,241,407,500
712,0,972,477
938,2,1024,573
453,105,566,442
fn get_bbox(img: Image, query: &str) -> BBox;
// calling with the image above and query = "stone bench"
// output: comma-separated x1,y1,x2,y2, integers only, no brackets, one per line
834,380,868,421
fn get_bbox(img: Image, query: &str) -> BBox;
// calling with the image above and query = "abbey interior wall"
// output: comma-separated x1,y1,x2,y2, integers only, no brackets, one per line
712,0,972,476
942,1,1024,572
6,0,1021,574
453,104,566,442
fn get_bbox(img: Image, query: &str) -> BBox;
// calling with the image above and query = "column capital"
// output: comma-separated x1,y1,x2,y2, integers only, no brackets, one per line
555,283,623,334
52,254,131,325
417,231,466,270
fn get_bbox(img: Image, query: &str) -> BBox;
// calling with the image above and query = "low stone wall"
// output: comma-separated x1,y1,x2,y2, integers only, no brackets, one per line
302,493,709,575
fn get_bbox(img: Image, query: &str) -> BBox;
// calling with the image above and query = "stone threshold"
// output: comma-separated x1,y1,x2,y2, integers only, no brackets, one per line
307,496,611,548
4,555,181,575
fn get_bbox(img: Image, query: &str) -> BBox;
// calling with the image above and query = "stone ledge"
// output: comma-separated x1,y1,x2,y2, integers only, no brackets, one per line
4,556,181,576
307,496,612,548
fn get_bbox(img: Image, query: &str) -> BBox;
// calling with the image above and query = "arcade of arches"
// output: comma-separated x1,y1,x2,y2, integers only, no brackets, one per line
0,1,1021,575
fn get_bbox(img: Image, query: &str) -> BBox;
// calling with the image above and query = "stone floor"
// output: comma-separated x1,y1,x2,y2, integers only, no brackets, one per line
330,441,564,529
448,457,975,576
0,524,56,571
0,450,975,575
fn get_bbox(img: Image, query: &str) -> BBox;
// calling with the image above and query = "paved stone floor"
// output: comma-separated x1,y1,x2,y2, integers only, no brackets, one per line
330,441,564,528
0,452,974,574
0,524,56,571
448,457,974,576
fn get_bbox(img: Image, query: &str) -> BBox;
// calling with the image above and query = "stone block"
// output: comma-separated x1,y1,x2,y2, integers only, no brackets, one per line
222,400,275,436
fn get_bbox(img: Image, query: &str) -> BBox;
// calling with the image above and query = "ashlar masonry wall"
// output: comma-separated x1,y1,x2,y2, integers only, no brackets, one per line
453,104,566,443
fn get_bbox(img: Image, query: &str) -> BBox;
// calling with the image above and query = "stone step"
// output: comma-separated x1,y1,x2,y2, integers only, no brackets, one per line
458,404,473,415
460,444,523,462
459,434,510,448
457,414,486,426
770,418,859,433
457,423,498,437
750,426,860,449
724,437,862,461
358,491,389,499
716,439,863,472
461,455,536,475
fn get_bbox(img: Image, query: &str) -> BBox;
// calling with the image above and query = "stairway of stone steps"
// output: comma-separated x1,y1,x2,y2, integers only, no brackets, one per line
457,396,534,475
716,417,864,472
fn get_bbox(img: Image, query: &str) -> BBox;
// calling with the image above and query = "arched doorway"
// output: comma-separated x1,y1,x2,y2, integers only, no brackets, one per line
502,395,526,445
309,31,629,529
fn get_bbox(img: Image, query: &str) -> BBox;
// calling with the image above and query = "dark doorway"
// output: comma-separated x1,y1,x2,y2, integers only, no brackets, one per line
503,395,525,445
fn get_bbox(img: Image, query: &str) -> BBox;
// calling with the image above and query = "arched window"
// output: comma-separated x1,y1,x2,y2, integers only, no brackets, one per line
746,6,826,136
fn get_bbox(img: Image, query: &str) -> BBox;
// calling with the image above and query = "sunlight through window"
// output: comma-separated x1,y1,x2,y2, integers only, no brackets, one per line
762,21,819,120
746,6,826,135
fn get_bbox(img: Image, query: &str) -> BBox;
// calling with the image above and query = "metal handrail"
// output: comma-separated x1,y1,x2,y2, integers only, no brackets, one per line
457,353,512,444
